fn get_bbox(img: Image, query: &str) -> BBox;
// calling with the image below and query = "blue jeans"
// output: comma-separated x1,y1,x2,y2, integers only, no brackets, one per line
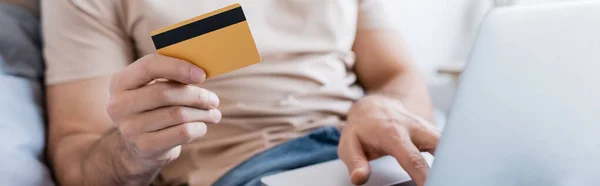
213,126,341,186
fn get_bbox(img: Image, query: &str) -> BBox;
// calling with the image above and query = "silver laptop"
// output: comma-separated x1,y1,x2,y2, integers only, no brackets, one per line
263,2,600,186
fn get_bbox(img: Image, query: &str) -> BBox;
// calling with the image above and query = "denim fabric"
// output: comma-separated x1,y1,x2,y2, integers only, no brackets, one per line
0,3,54,186
213,126,341,186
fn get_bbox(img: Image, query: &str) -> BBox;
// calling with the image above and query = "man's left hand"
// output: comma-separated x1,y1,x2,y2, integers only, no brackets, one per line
338,95,441,186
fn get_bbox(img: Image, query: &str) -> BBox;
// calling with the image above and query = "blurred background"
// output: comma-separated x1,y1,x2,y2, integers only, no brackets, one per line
380,0,595,113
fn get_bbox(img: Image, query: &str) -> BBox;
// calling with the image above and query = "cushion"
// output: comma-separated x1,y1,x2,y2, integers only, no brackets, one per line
0,3,54,186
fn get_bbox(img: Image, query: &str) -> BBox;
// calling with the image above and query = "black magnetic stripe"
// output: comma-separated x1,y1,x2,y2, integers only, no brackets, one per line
152,6,246,49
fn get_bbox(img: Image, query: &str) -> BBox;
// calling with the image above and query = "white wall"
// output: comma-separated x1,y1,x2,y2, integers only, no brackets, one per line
381,0,494,84
380,0,495,111
381,0,592,83
380,0,593,112
498,0,594,6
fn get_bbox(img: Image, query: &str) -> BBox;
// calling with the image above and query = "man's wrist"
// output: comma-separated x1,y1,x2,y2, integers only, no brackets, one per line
109,129,160,186
358,93,434,123
358,94,405,107
82,128,157,186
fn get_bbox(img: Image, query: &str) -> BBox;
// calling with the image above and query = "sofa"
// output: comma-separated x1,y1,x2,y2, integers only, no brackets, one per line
0,2,54,185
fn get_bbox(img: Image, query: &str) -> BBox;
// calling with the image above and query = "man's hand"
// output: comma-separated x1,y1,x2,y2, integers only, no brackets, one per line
106,54,221,183
338,95,440,186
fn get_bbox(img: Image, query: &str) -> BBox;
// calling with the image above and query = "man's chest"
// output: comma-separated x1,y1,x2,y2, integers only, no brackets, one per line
124,0,360,57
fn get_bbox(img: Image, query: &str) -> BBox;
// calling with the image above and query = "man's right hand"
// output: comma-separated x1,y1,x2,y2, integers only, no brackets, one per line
106,54,221,178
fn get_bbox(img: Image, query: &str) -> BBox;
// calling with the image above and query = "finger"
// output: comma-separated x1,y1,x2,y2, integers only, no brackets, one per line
133,122,207,158
338,133,371,185
403,112,441,155
412,128,441,155
386,131,430,186
115,82,219,115
120,107,221,136
110,54,206,93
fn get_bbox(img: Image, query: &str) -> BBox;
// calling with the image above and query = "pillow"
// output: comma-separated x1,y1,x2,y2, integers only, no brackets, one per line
0,3,54,186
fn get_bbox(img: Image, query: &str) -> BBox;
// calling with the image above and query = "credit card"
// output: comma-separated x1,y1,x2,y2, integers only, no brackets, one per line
151,3,261,78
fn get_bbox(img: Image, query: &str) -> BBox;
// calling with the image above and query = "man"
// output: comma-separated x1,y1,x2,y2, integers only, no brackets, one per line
43,0,440,186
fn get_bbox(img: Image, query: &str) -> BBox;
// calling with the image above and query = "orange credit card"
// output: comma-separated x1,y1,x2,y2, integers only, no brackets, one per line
151,3,261,78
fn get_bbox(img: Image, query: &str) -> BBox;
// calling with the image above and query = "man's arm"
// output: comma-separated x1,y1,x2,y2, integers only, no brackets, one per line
352,30,433,121
338,30,441,186
42,1,221,185
47,77,117,185
47,55,221,185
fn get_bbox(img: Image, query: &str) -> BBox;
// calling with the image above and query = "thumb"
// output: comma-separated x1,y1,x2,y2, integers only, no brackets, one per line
339,136,371,185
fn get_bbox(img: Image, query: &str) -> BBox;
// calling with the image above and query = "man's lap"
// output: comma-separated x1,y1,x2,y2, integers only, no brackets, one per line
212,110,447,186
213,126,341,186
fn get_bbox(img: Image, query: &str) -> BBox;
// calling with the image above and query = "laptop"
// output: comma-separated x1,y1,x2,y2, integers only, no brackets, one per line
262,2,600,186
261,154,434,186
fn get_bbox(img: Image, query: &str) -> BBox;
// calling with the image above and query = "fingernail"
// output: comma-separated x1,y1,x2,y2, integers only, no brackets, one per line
351,167,369,185
211,109,222,123
352,167,367,176
209,92,220,108
190,67,206,82
189,122,207,137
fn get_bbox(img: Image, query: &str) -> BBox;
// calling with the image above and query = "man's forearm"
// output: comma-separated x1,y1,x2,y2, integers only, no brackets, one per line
364,71,434,122
352,30,434,122
54,129,157,186
82,129,158,186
